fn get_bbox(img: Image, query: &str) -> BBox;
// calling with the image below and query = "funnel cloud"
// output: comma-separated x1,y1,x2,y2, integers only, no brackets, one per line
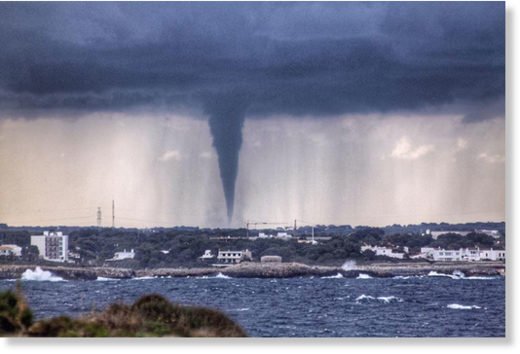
205,94,249,220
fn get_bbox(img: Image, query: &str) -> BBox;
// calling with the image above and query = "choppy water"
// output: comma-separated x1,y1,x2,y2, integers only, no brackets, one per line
0,273,505,337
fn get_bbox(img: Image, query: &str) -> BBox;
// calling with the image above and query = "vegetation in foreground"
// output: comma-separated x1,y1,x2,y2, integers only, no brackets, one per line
0,287,246,337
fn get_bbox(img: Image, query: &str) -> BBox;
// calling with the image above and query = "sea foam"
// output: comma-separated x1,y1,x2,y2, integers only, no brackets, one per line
321,273,344,279
447,303,481,310
356,273,372,279
96,277,119,281
196,272,232,279
21,267,65,282
355,294,403,304
428,270,497,280
131,276,156,280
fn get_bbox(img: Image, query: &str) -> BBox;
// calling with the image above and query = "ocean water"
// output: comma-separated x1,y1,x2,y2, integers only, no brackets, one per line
0,273,505,337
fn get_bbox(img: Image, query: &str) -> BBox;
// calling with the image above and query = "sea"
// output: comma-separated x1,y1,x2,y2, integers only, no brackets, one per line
0,268,505,337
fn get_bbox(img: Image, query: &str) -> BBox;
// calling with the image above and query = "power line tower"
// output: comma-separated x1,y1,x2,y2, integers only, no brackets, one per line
112,200,115,228
97,207,102,227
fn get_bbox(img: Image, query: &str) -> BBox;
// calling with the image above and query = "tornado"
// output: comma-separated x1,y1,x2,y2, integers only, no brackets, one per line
205,95,249,223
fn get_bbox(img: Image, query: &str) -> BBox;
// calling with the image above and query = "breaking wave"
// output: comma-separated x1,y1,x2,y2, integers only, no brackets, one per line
196,272,232,279
356,273,372,279
321,273,344,279
447,304,482,310
464,275,498,280
21,267,65,282
355,294,403,304
131,276,156,280
428,270,497,280
96,277,120,281
215,272,231,279
392,275,424,280
230,307,250,312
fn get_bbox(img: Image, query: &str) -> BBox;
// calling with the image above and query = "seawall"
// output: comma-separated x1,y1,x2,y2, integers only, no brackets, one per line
0,261,505,280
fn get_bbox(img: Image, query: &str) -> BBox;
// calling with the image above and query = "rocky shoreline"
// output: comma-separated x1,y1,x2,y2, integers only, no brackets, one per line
0,261,505,280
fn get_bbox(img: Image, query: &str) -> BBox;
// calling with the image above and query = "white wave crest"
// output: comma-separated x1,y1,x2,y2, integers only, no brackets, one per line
355,294,403,304
321,273,344,279
215,272,231,279
356,273,372,279
21,267,65,282
428,270,497,280
131,276,155,280
447,303,481,310
96,277,119,281
428,271,462,279
355,294,375,302
377,296,403,303
393,275,411,279
464,276,497,280
196,272,231,279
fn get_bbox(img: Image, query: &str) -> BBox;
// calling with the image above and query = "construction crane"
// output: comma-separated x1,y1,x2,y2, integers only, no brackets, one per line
245,221,289,237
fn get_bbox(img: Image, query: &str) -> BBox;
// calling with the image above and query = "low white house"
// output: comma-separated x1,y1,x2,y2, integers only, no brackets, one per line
461,248,481,262
106,249,135,262
419,247,505,262
361,245,405,259
0,244,22,257
432,249,463,262
217,249,252,264
479,249,506,261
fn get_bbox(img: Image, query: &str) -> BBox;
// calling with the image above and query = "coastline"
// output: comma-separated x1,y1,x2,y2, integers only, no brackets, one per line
0,261,505,280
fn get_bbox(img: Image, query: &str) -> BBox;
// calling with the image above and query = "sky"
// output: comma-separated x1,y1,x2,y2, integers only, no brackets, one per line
0,2,505,228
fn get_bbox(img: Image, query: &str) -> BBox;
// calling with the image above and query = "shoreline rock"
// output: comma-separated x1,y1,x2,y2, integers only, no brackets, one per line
0,261,505,280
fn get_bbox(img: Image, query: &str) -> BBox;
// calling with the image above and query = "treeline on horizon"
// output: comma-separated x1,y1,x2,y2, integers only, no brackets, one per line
0,222,505,268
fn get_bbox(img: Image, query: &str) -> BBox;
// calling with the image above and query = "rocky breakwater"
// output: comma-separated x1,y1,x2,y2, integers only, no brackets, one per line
135,267,217,278
0,264,136,280
352,261,505,277
219,262,340,278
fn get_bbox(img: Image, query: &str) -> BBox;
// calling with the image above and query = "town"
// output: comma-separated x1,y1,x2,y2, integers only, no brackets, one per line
0,221,506,269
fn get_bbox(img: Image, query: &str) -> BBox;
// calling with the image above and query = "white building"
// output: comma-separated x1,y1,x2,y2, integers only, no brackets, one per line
461,248,481,262
432,249,463,262
361,245,406,259
217,249,252,264
420,247,505,262
0,244,22,257
31,231,69,262
479,249,506,261
106,249,135,261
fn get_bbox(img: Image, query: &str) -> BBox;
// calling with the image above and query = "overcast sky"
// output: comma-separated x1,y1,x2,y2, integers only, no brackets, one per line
0,2,505,228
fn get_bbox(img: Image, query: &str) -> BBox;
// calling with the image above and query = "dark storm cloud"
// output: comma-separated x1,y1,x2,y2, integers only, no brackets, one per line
0,2,505,219
0,2,504,117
